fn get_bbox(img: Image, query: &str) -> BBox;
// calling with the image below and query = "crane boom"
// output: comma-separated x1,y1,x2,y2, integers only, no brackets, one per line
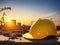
0,7,11,12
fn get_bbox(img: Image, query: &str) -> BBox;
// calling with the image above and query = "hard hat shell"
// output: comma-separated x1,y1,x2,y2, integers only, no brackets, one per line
23,18,57,39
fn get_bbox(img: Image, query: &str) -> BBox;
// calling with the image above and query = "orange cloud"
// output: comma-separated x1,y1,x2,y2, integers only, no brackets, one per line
51,18,60,26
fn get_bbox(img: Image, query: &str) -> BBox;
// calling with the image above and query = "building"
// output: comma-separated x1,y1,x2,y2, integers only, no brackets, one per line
4,20,17,32
17,22,21,30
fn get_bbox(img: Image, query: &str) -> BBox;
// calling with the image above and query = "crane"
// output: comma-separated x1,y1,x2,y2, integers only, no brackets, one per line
0,7,11,12
0,7,11,30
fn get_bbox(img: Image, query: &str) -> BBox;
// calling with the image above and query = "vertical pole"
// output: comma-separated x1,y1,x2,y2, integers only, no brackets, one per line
2,12,5,23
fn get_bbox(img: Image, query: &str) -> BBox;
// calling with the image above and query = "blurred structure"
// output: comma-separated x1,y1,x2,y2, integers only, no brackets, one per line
0,7,11,12
16,23,22,33
21,25,30,34
0,7,11,25
4,20,17,32
17,23,21,30
0,7,11,32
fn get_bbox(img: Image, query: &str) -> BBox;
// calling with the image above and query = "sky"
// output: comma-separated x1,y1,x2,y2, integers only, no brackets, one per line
0,0,60,25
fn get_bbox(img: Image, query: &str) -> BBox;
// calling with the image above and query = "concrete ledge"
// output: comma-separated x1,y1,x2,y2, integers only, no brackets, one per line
0,38,60,45
0,41,59,45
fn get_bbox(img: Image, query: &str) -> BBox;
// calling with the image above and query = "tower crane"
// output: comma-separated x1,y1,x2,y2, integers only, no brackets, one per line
0,7,11,30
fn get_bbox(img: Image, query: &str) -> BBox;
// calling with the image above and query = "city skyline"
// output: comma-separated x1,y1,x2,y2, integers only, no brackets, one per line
0,0,60,25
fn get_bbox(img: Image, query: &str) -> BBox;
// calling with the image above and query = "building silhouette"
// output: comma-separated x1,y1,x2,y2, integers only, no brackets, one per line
21,25,30,34
4,20,17,32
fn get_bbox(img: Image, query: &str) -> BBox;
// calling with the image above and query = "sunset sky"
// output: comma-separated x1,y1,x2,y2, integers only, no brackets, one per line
0,0,60,25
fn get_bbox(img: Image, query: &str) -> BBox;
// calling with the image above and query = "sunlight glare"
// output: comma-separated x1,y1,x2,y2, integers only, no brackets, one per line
5,18,12,22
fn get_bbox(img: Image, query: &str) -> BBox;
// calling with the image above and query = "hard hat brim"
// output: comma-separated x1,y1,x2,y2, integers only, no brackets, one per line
23,33,47,39
23,33,34,39
23,32,57,39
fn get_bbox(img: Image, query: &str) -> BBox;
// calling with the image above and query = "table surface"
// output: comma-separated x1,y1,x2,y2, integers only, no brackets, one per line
0,35,60,42
0,35,60,45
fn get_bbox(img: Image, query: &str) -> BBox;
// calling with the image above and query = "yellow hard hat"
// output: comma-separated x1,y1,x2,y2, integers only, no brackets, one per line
23,18,57,39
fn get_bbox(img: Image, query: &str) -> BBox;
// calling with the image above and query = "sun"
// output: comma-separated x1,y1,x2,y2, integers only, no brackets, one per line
5,18,12,22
